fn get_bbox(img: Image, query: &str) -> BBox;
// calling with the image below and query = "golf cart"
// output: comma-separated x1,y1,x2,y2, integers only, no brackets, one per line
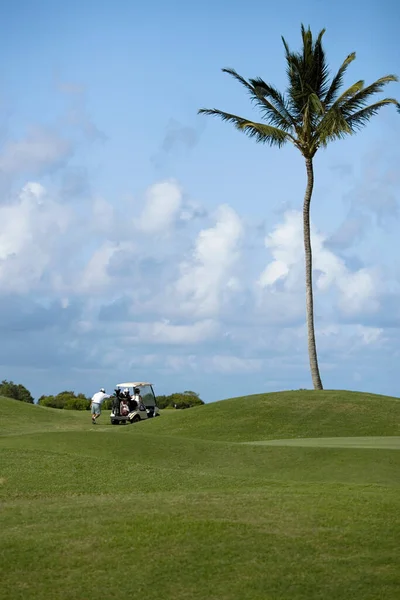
110,382,160,425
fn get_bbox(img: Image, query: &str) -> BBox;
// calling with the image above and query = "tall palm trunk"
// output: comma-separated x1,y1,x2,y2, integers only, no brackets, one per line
303,158,323,390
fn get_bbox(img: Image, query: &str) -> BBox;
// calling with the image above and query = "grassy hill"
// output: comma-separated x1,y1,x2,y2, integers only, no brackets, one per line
0,391,399,600
2,389,400,442
146,389,400,442
0,395,87,436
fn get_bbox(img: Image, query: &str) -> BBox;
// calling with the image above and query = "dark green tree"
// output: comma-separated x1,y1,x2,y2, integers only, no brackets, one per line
199,24,399,390
0,380,34,403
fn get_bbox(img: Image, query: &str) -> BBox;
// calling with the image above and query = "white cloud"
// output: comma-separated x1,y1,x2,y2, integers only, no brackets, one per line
147,319,218,344
355,325,384,345
335,270,378,314
174,204,244,317
138,179,183,233
258,210,379,316
315,323,385,355
179,199,207,222
162,354,198,372
75,321,220,375
159,353,263,374
91,197,116,233
115,319,219,345
79,242,118,292
344,148,400,223
0,127,72,176
258,210,302,289
0,182,71,293
2,172,398,402
207,355,263,374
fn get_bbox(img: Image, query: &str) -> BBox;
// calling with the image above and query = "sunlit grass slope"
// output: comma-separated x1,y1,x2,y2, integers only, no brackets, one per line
0,391,399,600
0,395,87,436
145,389,400,442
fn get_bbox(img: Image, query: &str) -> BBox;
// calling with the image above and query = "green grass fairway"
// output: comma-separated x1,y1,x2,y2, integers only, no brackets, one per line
1,390,400,600
243,436,400,449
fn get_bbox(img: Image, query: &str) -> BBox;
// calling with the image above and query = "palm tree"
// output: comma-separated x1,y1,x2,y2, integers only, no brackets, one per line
198,25,399,390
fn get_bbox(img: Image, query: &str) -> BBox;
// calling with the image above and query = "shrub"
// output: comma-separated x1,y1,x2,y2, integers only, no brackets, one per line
156,391,204,409
38,391,91,410
37,395,56,408
64,397,90,411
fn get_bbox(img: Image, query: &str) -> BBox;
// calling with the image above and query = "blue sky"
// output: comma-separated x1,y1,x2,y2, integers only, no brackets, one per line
0,0,399,402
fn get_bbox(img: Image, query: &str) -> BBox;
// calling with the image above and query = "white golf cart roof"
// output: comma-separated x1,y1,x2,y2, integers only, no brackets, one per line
116,382,153,388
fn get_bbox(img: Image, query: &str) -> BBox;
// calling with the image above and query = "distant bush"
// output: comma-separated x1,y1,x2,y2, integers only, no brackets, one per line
156,391,204,409
0,380,34,404
37,395,56,408
64,397,90,411
38,391,90,410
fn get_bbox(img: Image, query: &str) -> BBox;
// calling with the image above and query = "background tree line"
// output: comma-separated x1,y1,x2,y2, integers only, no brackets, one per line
0,380,204,410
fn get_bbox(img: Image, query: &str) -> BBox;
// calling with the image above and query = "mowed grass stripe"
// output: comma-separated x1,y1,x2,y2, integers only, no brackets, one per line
243,436,400,449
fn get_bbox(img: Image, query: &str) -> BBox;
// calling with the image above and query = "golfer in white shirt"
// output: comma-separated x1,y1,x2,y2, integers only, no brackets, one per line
90,388,110,424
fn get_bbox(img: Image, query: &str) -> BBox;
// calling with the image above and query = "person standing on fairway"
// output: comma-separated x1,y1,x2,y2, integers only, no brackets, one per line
90,388,110,424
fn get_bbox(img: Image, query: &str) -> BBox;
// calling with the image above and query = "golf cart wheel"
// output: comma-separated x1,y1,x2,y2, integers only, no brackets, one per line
111,419,119,425
132,415,141,423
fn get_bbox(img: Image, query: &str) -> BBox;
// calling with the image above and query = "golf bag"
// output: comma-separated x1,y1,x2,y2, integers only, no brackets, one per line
112,389,121,416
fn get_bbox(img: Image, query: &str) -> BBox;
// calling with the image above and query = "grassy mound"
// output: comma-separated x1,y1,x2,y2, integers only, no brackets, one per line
3,389,399,442
0,390,399,599
0,395,87,436
145,389,400,442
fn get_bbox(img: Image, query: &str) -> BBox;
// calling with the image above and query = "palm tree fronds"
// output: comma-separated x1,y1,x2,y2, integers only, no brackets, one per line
311,27,330,100
341,75,398,114
324,52,356,107
221,69,294,131
346,98,399,130
199,25,399,158
209,68,294,131
281,35,290,57
315,98,398,148
197,108,290,146
331,80,364,106
314,106,352,148
248,76,296,128
308,93,325,115
222,67,253,92
240,121,290,146
284,25,330,118
315,80,363,137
